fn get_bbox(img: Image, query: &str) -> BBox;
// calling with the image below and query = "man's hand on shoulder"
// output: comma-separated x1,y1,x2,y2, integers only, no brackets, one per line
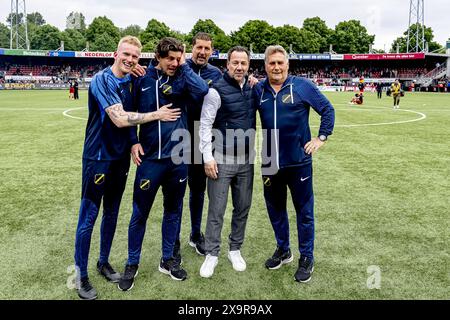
130,64,146,77
248,75,259,87
179,44,186,66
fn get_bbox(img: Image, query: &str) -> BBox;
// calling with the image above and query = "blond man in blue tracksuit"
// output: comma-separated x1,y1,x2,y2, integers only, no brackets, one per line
254,45,335,283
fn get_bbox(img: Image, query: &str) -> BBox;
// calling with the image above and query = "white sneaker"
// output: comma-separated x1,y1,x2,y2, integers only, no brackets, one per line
200,254,218,278
228,250,246,272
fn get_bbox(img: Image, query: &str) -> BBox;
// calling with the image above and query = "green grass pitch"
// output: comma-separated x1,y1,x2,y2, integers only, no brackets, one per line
0,89,448,299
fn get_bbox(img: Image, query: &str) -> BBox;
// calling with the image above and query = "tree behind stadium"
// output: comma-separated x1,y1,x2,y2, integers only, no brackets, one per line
188,19,231,52
390,23,443,53
85,16,120,52
329,20,375,54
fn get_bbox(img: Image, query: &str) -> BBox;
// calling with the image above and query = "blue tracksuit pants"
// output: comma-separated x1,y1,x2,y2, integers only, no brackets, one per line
127,158,187,265
74,157,130,279
262,163,315,259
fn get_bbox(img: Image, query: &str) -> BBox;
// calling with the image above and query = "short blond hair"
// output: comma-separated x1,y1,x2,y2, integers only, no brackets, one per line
264,45,288,63
117,35,142,51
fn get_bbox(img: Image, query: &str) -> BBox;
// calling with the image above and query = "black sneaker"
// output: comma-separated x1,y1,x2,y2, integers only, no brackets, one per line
77,277,97,300
189,232,206,256
158,257,187,281
294,256,314,283
97,261,121,283
265,247,293,269
118,264,139,291
173,239,183,265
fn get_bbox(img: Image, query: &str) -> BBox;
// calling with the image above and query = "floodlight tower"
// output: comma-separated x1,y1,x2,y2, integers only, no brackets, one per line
406,0,426,53
9,0,29,49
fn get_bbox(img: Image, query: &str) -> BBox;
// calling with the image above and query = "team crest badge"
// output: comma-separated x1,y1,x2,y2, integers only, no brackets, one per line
94,174,105,185
282,94,292,104
161,84,172,95
140,179,150,190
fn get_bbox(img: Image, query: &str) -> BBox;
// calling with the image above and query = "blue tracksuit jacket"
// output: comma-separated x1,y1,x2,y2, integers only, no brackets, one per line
185,58,222,121
131,62,209,160
254,76,335,169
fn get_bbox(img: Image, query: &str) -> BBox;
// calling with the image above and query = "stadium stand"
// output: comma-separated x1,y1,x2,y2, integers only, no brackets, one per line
0,50,448,92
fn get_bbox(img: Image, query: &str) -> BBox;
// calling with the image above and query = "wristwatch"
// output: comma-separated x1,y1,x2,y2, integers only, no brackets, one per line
318,135,327,142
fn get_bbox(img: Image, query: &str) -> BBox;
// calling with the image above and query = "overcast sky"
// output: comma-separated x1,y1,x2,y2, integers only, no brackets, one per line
1,0,448,51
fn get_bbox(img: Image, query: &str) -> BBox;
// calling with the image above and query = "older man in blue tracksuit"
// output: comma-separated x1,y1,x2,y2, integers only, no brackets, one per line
175,33,222,257
118,37,208,291
254,45,335,283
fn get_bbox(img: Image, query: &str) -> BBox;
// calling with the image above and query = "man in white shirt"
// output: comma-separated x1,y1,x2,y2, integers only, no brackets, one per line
198,46,256,278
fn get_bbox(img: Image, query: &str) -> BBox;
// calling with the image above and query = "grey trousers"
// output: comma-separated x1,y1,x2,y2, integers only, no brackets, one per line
205,163,254,256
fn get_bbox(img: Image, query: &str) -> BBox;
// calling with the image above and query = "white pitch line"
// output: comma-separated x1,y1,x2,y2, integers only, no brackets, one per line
311,104,427,128
0,108,68,111
415,109,450,112
63,104,427,127
334,110,426,127
62,107,87,120
334,109,392,111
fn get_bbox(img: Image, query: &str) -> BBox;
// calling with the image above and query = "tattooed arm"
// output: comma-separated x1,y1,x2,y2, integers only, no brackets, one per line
105,103,181,128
